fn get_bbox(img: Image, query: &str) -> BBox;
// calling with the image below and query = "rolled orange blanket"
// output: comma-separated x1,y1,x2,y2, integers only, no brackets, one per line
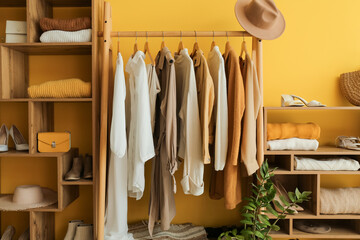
40,17,91,32
267,122,320,140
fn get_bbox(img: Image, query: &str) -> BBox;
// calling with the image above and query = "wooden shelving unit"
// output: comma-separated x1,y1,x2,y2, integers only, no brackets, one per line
265,107,360,239
0,0,98,239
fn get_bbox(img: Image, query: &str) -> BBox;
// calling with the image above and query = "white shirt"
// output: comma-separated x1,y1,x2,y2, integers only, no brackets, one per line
207,46,228,171
174,49,204,196
146,64,161,133
105,53,134,240
125,51,155,200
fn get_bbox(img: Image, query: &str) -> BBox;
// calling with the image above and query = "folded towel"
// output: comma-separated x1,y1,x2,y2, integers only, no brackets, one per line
40,17,91,32
267,122,321,141
295,156,360,171
321,187,360,214
267,138,319,151
40,29,92,43
128,221,207,240
28,79,91,98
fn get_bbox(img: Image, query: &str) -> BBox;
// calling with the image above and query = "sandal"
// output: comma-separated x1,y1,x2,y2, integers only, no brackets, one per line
336,136,360,151
281,94,304,107
291,95,326,107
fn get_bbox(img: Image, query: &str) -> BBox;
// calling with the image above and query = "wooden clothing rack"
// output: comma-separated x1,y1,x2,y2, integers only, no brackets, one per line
97,2,264,240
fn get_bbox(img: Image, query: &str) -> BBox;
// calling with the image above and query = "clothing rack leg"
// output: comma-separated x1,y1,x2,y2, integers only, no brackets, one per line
98,2,112,240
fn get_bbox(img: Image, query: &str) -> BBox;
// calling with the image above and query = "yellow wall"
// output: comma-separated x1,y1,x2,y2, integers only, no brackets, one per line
1,0,360,239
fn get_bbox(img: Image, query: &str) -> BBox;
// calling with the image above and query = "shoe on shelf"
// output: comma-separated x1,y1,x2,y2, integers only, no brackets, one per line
281,94,304,107
272,178,304,214
9,125,29,151
291,95,326,107
83,154,93,179
18,228,29,240
64,156,83,181
294,220,331,234
74,224,93,240
336,136,360,151
0,124,9,152
64,220,84,240
1,225,15,240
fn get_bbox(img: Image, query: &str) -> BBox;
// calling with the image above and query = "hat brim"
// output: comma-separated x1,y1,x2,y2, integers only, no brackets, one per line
0,188,57,211
235,0,286,40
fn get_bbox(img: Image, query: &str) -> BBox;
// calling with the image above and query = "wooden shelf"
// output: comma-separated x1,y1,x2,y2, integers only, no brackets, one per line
0,0,25,7
0,98,92,102
0,150,69,158
49,0,91,7
265,146,360,155
265,106,360,110
292,226,360,238
0,43,92,55
62,179,93,185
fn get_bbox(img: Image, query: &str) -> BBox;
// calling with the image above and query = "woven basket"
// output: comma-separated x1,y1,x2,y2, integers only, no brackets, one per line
340,70,360,106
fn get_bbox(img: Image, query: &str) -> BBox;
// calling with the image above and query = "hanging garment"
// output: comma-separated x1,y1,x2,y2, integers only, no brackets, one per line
104,53,134,240
240,51,261,176
190,49,215,164
209,44,245,210
207,46,228,171
125,51,155,200
175,49,203,196
148,47,178,236
146,64,161,132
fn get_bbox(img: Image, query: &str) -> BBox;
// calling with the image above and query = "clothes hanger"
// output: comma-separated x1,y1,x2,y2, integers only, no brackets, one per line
224,31,231,55
191,31,199,56
132,31,138,57
144,32,155,65
210,30,216,51
160,31,166,50
176,31,184,54
117,32,120,54
240,32,249,58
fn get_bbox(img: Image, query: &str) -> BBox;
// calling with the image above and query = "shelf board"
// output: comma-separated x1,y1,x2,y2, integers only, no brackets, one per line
0,42,92,55
292,226,360,238
0,0,26,7
0,98,92,102
265,106,360,110
49,0,91,7
62,179,93,185
0,150,68,158
265,146,360,155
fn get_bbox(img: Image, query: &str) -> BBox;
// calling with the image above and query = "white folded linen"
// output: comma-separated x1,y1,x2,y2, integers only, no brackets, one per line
321,187,360,214
40,29,92,43
267,138,319,151
295,156,360,171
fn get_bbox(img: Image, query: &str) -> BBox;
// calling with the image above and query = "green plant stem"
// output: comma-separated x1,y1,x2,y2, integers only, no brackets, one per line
264,203,299,237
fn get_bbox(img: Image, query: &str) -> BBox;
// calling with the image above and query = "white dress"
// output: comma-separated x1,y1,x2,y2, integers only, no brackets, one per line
174,49,204,196
207,46,228,171
125,51,155,200
104,53,134,240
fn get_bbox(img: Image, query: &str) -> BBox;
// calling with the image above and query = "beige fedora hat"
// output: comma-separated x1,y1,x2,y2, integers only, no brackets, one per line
235,0,285,40
0,185,57,211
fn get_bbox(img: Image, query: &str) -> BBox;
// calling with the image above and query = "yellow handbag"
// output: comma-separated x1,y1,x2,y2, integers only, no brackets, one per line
37,132,71,153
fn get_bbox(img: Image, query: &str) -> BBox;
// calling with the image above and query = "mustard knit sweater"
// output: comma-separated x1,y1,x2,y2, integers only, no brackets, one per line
28,79,91,98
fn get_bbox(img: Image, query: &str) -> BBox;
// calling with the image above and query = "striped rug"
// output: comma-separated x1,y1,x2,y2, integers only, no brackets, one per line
128,221,208,240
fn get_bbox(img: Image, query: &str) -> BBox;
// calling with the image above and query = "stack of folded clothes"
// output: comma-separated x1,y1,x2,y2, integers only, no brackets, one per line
39,17,92,43
267,122,320,151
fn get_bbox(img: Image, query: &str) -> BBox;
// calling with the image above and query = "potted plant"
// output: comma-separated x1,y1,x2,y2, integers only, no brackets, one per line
219,161,311,240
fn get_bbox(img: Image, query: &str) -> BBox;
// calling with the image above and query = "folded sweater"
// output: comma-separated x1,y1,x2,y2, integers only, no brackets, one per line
321,187,360,214
28,78,91,98
40,17,91,32
267,122,321,140
295,156,360,171
40,29,92,43
267,138,319,151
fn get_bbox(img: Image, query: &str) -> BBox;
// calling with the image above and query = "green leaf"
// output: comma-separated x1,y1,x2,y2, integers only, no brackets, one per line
241,229,254,236
249,202,257,209
288,191,296,202
279,195,290,207
240,220,254,225
255,231,265,238
270,224,280,231
258,214,271,226
243,205,255,211
231,228,237,236
295,188,301,199
301,191,312,198
242,213,255,219
273,200,285,211
285,208,295,214
266,205,279,217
